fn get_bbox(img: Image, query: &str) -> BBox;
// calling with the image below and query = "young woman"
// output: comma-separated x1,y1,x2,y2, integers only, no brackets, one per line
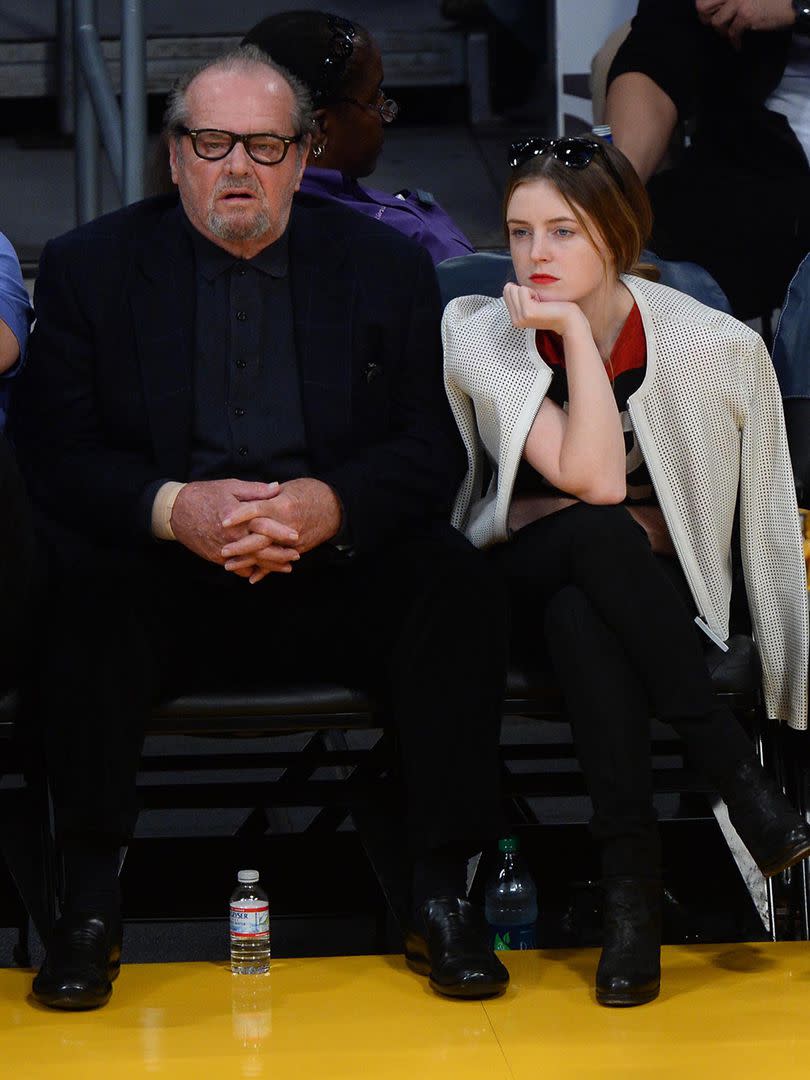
442,136,810,1007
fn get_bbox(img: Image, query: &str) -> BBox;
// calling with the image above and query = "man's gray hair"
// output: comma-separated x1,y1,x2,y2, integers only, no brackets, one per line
164,44,313,142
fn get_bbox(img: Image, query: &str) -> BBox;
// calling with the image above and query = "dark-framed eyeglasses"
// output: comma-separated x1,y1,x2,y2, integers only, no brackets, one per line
336,88,399,124
178,127,302,166
509,136,624,189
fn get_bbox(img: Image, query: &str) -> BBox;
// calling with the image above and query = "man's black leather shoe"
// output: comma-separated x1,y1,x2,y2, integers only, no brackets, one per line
404,897,509,999
32,912,123,1010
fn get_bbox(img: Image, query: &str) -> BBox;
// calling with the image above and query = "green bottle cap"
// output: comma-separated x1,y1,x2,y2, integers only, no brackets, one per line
498,836,519,853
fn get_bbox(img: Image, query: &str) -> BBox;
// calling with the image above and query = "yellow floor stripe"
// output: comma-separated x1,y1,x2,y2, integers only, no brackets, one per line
2,943,809,1079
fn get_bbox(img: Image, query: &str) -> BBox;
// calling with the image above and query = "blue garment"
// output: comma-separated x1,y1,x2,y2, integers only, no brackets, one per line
0,233,33,429
773,252,810,399
299,167,474,266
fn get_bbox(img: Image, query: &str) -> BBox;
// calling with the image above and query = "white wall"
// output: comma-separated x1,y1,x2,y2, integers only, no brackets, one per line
554,0,638,134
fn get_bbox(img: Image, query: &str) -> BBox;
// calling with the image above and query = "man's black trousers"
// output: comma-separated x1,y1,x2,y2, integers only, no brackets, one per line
38,525,508,861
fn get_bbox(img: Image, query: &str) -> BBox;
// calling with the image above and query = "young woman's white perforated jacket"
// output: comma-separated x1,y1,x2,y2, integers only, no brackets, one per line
442,275,809,730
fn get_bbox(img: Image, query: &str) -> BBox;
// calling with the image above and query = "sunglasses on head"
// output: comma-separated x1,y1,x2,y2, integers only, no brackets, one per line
509,136,625,190
323,15,356,70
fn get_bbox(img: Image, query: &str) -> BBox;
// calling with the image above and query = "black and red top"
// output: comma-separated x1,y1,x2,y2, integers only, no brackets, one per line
514,302,656,504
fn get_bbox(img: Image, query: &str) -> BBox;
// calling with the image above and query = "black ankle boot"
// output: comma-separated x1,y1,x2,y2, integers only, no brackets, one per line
596,877,661,1007
721,759,810,878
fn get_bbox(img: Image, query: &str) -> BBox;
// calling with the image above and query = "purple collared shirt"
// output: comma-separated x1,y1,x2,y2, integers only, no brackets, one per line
299,167,474,265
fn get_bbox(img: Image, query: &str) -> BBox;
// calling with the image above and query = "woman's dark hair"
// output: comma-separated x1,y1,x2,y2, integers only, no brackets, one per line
242,10,372,106
503,138,658,281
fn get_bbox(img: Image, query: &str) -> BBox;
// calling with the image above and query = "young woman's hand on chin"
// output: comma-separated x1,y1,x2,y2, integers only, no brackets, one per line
502,282,590,338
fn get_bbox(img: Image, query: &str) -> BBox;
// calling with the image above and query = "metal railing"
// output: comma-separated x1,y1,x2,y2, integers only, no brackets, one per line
60,0,146,224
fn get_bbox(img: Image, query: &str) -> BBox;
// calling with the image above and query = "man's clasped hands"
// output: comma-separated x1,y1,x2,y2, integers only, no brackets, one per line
170,477,343,584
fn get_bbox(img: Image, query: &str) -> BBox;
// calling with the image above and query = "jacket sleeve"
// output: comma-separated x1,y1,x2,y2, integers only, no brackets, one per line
315,245,466,553
442,307,482,534
738,332,809,728
10,236,164,545
608,0,705,120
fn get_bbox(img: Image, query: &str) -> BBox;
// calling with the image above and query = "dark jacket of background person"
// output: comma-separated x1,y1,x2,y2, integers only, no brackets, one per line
608,0,810,317
10,193,464,568
609,0,805,177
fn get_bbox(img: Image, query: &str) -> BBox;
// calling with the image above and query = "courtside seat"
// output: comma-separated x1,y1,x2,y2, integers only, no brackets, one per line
0,633,769,943
148,684,378,737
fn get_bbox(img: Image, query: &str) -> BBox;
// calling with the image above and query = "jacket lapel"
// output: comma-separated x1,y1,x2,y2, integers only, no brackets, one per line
288,204,353,463
129,202,195,479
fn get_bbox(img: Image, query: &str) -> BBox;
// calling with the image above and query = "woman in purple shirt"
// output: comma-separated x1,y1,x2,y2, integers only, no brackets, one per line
242,10,474,265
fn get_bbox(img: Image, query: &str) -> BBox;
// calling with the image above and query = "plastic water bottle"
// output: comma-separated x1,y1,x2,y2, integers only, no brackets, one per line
591,123,613,143
485,836,538,950
230,869,270,974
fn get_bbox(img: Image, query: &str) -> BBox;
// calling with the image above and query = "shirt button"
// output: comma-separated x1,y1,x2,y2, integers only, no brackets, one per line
236,310,248,321
238,446,248,456
237,264,247,276
234,407,246,418
235,359,247,369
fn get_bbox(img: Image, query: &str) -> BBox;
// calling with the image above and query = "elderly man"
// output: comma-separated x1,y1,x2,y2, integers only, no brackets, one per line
12,46,508,1010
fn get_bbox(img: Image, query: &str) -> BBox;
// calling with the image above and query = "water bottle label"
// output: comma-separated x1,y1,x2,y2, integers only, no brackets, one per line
490,923,536,951
230,902,270,938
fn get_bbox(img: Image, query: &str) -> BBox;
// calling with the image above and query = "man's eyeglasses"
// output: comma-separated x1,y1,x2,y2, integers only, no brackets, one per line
178,128,302,166
509,136,624,189
336,88,399,124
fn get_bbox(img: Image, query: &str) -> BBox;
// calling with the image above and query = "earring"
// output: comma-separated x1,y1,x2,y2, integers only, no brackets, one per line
312,140,326,158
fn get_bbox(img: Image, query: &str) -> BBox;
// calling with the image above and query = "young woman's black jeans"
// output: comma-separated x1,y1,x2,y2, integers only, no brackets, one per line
491,502,755,878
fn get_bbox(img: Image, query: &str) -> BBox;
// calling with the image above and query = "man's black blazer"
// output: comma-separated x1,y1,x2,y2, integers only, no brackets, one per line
11,194,465,558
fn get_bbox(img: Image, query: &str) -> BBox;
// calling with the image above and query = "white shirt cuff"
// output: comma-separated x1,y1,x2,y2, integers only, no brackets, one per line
151,481,186,540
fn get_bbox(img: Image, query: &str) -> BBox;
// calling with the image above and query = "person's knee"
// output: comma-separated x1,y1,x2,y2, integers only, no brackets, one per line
569,503,648,557
543,584,590,641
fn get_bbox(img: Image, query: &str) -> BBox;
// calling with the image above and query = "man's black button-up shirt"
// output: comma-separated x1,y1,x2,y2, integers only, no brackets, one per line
184,215,309,484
